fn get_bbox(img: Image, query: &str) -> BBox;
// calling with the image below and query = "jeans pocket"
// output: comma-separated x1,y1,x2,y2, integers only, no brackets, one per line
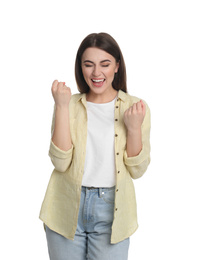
101,190,115,204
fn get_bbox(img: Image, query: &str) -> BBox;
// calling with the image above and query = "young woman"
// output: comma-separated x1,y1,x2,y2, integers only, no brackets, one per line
39,33,151,260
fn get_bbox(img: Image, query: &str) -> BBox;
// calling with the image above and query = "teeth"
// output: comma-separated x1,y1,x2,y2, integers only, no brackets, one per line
92,79,104,82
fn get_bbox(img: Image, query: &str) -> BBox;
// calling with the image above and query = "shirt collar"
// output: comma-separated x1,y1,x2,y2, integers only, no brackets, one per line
117,89,127,102
75,93,87,108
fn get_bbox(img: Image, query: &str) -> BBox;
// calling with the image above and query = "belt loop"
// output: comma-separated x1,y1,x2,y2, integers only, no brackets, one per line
99,188,102,198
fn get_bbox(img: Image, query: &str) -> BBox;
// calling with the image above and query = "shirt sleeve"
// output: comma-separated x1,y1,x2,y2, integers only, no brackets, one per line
49,140,74,172
123,101,151,179
48,105,74,172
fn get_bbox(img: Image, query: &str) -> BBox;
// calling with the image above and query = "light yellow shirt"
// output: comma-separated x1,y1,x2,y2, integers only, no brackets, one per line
39,90,151,244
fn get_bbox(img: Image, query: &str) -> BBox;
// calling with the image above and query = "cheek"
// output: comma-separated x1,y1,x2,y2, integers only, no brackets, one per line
82,68,90,81
107,69,116,80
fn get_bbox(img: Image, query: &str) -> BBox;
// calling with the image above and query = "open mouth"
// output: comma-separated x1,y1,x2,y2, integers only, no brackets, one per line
91,78,105,87
91,79,105,83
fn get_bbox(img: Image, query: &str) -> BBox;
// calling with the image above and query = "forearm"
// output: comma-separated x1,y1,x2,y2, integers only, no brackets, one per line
126,128,142,157
52,105,72,151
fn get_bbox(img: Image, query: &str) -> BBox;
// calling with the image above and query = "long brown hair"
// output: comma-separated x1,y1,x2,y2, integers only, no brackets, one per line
75,33,127,93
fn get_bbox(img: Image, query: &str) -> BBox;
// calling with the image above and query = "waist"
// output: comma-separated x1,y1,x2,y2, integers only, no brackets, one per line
82,186,115,192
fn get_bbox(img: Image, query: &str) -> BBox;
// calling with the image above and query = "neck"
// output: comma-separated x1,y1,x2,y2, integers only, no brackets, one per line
86,89,118,104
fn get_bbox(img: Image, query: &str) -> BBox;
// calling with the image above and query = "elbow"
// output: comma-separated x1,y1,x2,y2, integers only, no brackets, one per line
48,142,74,173
51,160,67,173
128,157,151,179
54,166,68,173
50,157,72,173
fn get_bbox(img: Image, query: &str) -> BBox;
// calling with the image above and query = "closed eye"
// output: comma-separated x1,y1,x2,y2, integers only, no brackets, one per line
84,64,93,67
101,64,110,67
101,60,111,67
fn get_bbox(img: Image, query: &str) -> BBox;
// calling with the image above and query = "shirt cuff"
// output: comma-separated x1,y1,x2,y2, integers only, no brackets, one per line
49,140,73,159
124,145,147,166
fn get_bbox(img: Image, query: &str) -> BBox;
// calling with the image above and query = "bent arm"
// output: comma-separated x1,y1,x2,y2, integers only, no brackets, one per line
124,102,151,179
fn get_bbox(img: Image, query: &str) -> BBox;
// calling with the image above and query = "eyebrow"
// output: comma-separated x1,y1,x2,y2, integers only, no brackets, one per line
83,59,111,64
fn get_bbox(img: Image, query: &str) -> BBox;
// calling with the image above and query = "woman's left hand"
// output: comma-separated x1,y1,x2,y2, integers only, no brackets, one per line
123,100,146,132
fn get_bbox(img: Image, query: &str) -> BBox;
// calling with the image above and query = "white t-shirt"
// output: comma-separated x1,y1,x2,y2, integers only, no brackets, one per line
82,98,116,187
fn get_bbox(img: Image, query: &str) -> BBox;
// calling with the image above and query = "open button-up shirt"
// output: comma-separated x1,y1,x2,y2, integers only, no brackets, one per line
39,90,151,244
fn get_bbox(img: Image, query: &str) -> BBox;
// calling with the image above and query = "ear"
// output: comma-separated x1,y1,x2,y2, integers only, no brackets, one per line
115,61,120,73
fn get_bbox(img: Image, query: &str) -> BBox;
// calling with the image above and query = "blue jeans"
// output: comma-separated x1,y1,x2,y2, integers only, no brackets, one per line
45,186,130,260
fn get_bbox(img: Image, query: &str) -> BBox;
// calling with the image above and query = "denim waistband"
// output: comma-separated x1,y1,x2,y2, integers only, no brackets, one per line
82,186,115,191
81,186,115,197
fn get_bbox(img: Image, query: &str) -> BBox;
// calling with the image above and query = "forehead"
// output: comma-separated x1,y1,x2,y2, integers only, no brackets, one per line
82,47,115,62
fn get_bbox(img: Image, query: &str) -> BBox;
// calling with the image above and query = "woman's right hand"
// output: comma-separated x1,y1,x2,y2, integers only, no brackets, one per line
51,80,71,107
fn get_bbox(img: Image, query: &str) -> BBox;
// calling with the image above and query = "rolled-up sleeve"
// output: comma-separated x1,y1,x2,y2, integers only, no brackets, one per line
49,140,74,172
123,102,151,179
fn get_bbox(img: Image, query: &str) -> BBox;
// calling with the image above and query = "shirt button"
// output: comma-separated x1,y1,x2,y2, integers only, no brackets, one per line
115,119,118,121
116,106,119,108
116,152,119,155
115,134,118,137
116,189,119,192
115,208,118,211
117,98,119,101
117,171,120,174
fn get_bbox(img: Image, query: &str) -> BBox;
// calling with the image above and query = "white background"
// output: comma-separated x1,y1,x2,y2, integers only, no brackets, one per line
0,0,200,259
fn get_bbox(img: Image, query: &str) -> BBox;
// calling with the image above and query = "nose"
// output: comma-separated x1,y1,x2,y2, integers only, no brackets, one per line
92,65,101,77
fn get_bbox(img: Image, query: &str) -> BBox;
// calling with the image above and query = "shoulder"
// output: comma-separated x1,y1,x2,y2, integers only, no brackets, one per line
70,93,83,103
69,93,86,109
119,90,150,110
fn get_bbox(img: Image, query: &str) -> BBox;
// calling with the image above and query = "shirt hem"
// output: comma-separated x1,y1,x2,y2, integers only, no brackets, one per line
39,217,75,241
110,224,139,244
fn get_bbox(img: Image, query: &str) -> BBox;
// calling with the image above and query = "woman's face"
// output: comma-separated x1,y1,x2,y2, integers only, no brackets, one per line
81,47,119,98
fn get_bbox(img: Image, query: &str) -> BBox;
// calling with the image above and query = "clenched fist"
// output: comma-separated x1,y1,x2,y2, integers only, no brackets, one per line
124,100,146,132
51,80,71,107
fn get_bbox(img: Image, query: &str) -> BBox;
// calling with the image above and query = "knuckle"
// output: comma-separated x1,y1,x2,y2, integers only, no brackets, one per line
57,82,63,88
133,111,137,116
